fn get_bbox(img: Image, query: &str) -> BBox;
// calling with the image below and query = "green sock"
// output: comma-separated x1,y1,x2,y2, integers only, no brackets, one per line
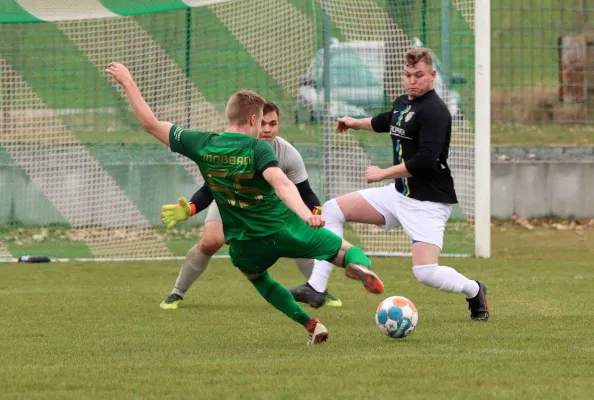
249,272,311,326
342,246,371,269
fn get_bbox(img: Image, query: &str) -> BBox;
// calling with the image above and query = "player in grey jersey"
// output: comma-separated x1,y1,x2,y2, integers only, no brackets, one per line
159,101,342,309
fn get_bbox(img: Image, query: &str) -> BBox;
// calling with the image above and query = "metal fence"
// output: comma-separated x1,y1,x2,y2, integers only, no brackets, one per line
492,0,594,124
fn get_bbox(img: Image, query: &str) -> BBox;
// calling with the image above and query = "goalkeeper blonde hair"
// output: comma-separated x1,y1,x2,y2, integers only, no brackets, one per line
225,90,265,125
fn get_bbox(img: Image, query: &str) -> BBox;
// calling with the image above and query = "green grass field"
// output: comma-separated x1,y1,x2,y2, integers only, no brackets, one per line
1,224,593,399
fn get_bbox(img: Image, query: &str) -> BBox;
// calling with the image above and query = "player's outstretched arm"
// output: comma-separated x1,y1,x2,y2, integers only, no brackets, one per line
189,184,215,214
336,116,373,132
106,62,172,146
263,167,324,228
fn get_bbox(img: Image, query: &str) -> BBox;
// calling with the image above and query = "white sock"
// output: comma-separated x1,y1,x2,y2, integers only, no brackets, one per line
171,244,212,297
319,198,345,237
308,260,334,292
412,264,479,299
294,258,314,279
307,199,345,292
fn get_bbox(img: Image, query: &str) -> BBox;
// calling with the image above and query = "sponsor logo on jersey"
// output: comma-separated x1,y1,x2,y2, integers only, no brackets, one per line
390,125,412,140
203,153,253,165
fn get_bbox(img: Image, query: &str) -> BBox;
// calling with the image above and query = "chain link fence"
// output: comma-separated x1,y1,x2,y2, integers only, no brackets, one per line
492,0,594,126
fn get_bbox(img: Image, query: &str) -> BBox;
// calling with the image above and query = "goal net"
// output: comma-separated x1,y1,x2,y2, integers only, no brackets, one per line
0,0,489,261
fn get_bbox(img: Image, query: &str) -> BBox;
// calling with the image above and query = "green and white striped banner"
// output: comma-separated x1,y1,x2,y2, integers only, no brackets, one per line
0,0,477,260
2,0,232,23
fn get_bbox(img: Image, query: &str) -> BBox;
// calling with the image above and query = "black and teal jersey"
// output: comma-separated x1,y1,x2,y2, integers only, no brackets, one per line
371,89,458,204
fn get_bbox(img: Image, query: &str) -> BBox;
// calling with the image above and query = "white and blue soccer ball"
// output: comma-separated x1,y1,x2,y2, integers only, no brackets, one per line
375,296,418,338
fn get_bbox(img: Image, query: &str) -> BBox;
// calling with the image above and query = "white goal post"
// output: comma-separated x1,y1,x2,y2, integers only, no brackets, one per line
474,0,491,258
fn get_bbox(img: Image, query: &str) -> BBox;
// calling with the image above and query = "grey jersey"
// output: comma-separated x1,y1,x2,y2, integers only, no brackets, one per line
272,136,308,184
205,136,308,222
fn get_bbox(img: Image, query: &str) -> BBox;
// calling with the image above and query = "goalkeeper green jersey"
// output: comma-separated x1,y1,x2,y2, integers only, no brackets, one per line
169,125,292,240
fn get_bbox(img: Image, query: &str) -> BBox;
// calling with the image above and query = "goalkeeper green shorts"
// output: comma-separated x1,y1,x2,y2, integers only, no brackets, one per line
229,213,342,275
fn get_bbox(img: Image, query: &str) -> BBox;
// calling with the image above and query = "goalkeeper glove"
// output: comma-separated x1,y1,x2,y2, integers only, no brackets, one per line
161,197,192,229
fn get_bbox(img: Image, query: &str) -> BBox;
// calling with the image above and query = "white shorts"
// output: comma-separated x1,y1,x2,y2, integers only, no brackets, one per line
358,184,452,249
204,203,222,223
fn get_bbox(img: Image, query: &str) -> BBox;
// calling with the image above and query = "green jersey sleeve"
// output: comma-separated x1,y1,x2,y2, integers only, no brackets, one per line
254,140,279,172
169,125,212,160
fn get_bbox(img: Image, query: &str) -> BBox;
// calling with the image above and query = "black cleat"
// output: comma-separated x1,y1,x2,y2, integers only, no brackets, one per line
160,293,183,310
289,283,327,308
467,280,489,321
324,292,343,307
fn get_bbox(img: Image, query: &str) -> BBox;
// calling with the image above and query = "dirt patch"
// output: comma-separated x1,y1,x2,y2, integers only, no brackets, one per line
492,88,594,123
493,216,594,232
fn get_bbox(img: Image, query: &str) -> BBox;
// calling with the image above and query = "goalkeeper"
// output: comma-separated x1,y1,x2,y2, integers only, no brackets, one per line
159,101,342,310
107,62,384,345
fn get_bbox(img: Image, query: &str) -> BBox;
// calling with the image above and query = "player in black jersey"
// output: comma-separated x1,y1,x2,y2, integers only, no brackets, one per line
291,48,489,321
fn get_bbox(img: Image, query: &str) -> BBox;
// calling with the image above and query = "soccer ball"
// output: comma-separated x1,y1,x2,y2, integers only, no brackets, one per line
375,296,418,338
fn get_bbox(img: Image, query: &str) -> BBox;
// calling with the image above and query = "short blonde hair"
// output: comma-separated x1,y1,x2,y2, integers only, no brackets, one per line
225,90,265,125
405,48,433,69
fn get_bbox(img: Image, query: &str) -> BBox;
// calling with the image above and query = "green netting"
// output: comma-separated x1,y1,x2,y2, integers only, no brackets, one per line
0,0,477,260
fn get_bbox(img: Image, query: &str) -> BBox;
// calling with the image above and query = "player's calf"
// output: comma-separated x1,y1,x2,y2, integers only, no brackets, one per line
413,263,488,321
159,244,213,309
199,235,225,257
247,272,330,343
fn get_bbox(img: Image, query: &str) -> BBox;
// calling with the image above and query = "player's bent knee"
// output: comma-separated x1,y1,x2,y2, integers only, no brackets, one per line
199,237,225,256
411,242,441,266
242,271,263,280
322,199,345,221
335,192,385,225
